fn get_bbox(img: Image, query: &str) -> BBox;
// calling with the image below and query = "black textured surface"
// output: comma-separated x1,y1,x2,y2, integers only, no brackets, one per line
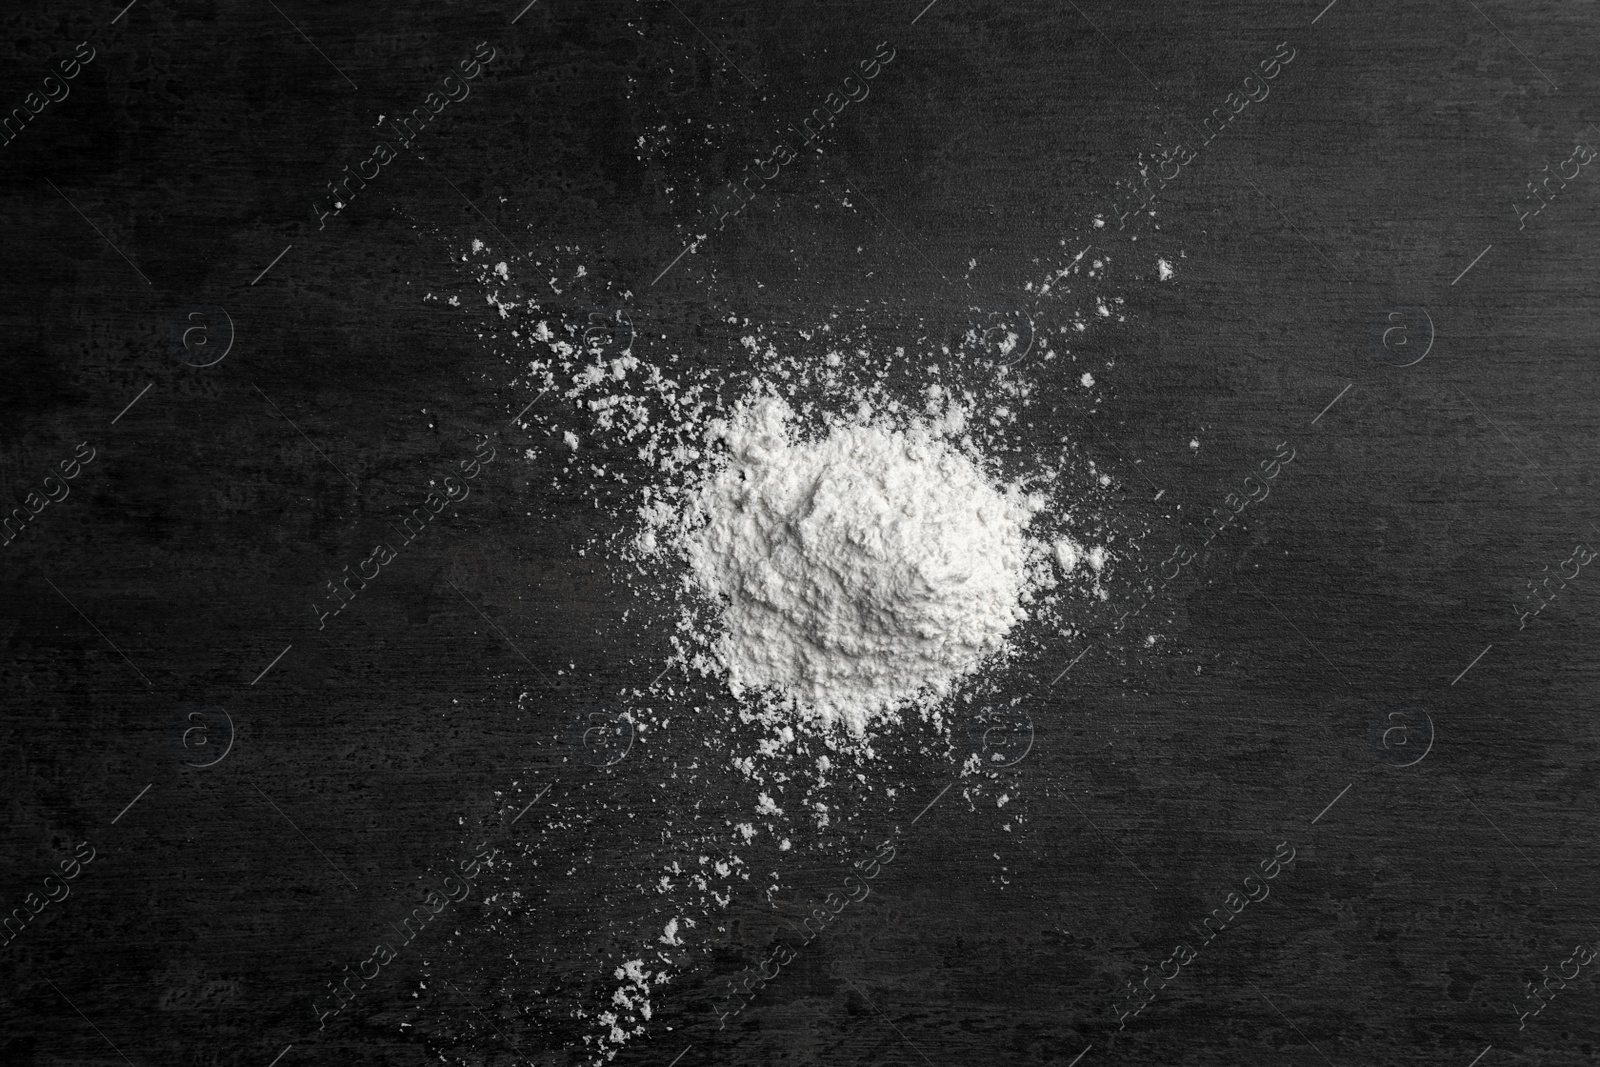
2,2,1599,1067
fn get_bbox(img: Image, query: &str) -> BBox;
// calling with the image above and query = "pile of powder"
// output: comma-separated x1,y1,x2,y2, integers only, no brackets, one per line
445,238,1127,1067
674,396,1043,734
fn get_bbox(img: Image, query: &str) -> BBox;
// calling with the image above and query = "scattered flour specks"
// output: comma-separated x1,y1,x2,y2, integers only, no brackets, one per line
428,226,1171,1065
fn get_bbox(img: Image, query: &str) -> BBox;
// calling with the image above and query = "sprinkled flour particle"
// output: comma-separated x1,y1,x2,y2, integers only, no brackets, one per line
1080,372,1094,388
1054,538,1082,574
1158,258,1174,280
564,431,580,450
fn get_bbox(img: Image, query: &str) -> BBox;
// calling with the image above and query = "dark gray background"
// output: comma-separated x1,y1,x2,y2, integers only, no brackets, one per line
1,1,1597,1066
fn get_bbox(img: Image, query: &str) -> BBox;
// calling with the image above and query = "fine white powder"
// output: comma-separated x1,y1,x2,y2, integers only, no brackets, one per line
1054,538,1082,574
677,396,1041,734
459,235,1129,1066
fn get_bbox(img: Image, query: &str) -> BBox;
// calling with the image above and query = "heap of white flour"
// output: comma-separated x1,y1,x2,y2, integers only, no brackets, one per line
674,396,1042,734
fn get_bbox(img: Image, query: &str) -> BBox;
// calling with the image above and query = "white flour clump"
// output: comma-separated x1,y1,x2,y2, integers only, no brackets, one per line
678,396,1042,734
